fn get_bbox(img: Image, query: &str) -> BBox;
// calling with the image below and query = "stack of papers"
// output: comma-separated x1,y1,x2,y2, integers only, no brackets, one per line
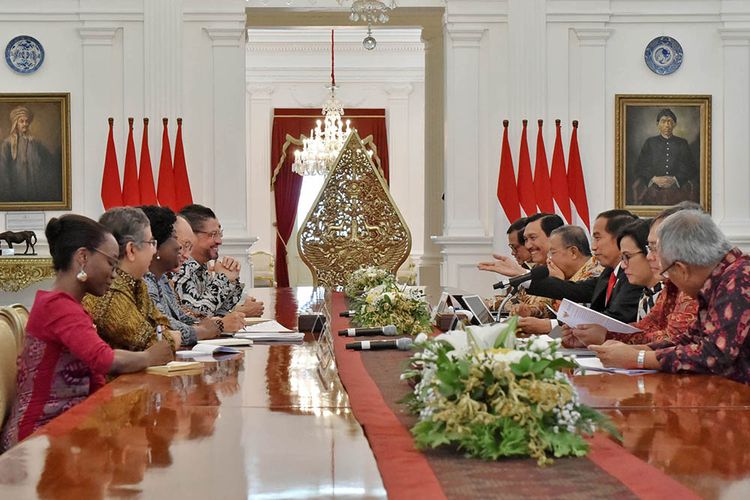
244,317,272,326
235,320,305,342
146,361,204,375
575,356,658,376
176,338,251,358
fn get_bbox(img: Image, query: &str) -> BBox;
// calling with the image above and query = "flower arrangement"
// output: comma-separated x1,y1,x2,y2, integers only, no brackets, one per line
401,320,618,465
345,266,396,300
352,283,432,336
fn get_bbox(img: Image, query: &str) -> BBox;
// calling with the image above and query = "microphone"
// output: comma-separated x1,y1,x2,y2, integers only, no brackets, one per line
339,310,357,317
346,338,413,351
493,265,549,290
338,325,398,337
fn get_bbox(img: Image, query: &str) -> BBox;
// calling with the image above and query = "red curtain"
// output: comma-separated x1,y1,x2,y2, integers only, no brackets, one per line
271,108,388,287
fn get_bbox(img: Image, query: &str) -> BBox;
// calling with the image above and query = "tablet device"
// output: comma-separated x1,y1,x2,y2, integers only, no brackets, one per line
461,294,494,325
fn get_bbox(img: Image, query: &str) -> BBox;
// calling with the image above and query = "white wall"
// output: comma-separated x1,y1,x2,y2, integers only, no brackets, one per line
245,27,426,271
435,0,750,295
0,0,256,303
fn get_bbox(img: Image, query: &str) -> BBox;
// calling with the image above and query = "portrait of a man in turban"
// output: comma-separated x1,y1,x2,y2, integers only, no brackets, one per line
0,104,62,204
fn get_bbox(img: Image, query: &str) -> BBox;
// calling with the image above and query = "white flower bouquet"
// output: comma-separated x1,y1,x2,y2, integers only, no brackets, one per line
401,319,619,465
344,266,396,300
352,283,432,336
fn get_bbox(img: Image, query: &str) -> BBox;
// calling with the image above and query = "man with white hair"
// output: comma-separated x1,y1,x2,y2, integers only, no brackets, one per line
591,210,750,384
0,105,56,202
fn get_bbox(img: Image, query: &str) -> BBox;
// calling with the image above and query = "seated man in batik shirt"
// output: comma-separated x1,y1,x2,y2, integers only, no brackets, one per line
591,210,750,385
174,204,263,319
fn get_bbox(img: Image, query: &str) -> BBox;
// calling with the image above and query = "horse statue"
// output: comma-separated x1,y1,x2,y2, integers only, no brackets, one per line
0,230,37,255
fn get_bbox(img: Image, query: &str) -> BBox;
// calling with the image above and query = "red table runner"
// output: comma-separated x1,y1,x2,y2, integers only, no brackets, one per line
330,292,700,499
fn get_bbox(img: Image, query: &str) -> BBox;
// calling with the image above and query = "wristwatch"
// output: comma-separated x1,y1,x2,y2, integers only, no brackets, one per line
636,350,646,369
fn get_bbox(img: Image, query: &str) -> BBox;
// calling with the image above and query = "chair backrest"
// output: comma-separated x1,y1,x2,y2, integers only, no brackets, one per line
0,306,26,355
251,251,276,287
0,312,18,430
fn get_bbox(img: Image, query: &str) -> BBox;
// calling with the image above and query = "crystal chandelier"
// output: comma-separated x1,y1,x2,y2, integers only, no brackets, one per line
292,30,351,176
348,0,396,25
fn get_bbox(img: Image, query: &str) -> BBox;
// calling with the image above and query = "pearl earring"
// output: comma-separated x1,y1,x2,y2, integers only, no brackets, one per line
76,267,88,282
156,254,161,260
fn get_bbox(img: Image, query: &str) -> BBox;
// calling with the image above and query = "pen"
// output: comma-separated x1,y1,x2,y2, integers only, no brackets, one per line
156,325,163,342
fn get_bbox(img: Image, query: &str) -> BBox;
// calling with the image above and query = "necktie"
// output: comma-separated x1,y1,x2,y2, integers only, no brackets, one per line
605,271,617,305
637,282,663,321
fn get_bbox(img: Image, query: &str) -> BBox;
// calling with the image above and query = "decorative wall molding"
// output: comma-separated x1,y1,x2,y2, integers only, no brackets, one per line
77,27,120,45
246,66,425,84
573,27,614,46
719,28,750,45
246,42,425,53
205,27,246,47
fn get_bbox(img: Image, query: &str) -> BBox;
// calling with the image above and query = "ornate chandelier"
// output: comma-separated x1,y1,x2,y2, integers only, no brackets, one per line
292,30,351,176
348,0,396,25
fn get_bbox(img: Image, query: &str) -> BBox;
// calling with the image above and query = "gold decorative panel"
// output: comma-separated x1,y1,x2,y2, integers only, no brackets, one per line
0,257,55,292
297,131,411,288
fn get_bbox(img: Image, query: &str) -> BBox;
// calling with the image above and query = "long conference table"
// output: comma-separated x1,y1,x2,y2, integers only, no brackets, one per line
0,287,749,499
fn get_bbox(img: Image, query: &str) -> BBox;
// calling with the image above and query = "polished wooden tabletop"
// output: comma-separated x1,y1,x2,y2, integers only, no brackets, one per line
0,287,386,499
3,287,750,499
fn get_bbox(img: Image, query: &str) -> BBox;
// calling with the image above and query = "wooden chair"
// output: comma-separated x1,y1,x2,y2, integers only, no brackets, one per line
251,251,276,288
0,311,18,431
1,306,27,355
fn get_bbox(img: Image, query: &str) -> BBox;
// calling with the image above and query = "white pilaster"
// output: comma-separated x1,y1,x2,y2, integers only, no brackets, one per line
384,83,419,259
572,27,612,222
247,84,275,253
443,26,485,237
718,28,750,244
79,27,121,216
204,27,247,234
144,0,183,121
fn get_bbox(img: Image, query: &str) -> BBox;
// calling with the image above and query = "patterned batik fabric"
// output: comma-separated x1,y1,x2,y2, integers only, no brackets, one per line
0,291,114,452
83,268,175,352
608,280,697,345
649,248,750,384
144,272,198,346
551,256,603,311
173,257,244,318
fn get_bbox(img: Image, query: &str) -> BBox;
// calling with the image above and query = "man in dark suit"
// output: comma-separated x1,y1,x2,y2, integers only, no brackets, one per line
525,210,644,323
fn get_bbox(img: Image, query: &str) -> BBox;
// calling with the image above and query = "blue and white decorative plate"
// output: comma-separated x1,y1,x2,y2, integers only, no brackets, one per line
5,35,45,74
644,36,683,75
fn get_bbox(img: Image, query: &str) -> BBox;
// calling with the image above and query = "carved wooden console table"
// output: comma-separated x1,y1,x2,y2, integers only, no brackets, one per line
0,256,55,292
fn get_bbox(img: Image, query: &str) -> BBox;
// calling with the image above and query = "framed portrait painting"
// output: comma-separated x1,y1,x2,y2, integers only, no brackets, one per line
0,93,71,211
615,94,711,216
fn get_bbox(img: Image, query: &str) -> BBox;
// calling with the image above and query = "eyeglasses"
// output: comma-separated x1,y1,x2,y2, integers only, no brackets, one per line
620,251,644,264
137,239,158,248
195,229,223,240
92,247,119,268
660,260,678,279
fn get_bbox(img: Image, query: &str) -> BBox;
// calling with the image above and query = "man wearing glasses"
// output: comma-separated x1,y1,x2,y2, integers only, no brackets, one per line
591,210,750,384
174,204,264,322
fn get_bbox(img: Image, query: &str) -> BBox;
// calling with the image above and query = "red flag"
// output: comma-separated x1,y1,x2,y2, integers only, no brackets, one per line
567,120,590,230
550,119,572,223
516,120,537,216
121,117,140,206
497,120,521,223
173,118,193,211
139,118,158,205
157,118,177,211
533,120,555,213
101,117,123,210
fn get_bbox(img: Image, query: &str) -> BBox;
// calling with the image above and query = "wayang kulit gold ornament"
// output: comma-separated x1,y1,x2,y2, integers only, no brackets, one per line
297,130,411,288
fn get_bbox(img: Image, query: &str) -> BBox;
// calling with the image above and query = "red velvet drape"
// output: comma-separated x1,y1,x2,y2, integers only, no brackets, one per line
271,108,388,287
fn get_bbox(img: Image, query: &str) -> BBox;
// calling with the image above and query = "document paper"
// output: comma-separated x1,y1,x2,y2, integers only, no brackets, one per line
556,299,642,334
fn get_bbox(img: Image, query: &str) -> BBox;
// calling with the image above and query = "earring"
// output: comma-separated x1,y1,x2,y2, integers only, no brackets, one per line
156,254,161,260
76,267,88,282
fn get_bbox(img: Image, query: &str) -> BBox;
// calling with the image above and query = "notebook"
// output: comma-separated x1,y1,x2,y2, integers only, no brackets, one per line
176,340,249,358
575,356,658,375
244,317,272,326
146,361,204,375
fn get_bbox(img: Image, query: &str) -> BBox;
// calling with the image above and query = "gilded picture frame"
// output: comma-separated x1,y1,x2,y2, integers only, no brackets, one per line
0,93,71,211
615,94,711,216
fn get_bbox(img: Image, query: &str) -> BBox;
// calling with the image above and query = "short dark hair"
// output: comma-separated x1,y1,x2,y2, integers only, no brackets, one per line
45,214,111,271
605,215,638,239
597,209,635,221
507,216,528,245
617,219,651,254
551,225,592,256
179,204,217,233
653,201,703,224
140,205,177,248
657,108,677,123
525,212,553,225
539,214,565,237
